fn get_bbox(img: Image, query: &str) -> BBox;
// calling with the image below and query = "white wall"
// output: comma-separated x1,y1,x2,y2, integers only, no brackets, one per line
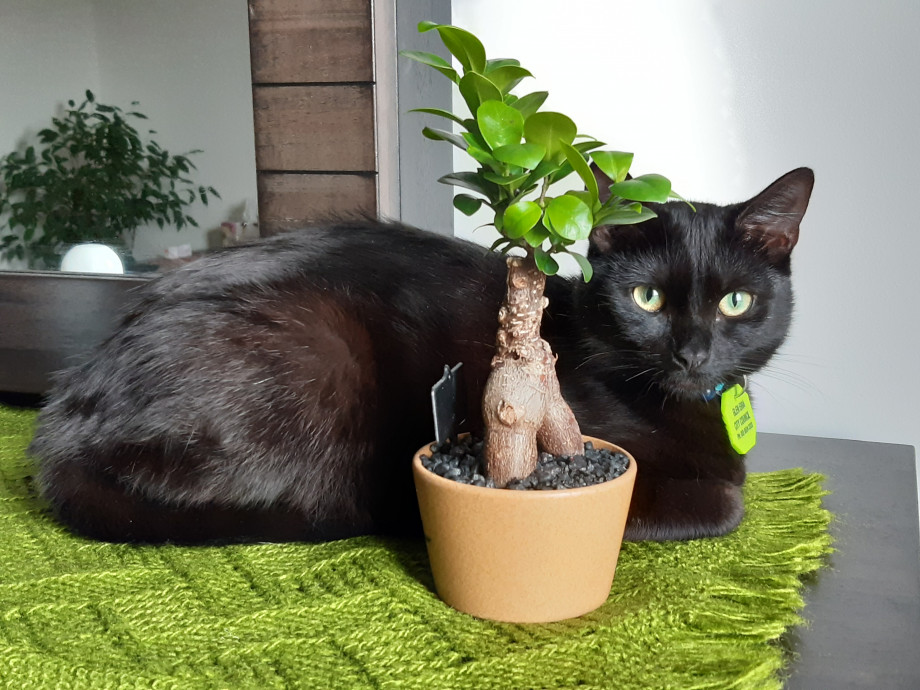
451,1,920,464
0,1,257,264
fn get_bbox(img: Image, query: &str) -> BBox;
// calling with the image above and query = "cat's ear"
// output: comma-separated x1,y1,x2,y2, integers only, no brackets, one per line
590,163,634,205
592,163,615,205
590,163,638,255
735,167,814,262
589,221,652,256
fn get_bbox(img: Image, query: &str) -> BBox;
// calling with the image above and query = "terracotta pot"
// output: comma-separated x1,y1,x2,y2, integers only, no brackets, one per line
412,436,637,623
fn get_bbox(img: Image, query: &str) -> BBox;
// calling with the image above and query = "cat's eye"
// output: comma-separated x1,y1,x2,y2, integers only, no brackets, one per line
632,286,665,313
719,291,754,317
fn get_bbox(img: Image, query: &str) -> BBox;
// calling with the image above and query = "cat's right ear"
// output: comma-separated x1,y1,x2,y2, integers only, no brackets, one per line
735,167,814,263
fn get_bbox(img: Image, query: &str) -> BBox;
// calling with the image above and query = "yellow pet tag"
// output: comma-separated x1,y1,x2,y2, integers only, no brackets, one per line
720,384,757,454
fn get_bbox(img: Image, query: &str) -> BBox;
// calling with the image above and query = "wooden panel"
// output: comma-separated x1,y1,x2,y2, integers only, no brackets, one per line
0,272,149,394
257,173,376,235
248,0,373,83
253,85,375,171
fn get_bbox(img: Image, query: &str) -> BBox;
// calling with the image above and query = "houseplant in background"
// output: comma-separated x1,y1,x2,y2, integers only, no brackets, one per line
0,90,219,270
404,22,683,622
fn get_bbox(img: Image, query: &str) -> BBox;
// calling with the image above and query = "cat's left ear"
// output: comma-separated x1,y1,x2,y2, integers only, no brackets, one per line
591,163,615,205
736,167,814,262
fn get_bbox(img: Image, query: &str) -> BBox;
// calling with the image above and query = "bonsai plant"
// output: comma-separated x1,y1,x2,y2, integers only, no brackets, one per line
403,23,680,622
405,22,680,484
0,90,219,269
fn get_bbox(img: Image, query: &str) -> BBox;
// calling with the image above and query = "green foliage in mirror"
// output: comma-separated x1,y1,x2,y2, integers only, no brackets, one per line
0,91,219,268
403,23,683,281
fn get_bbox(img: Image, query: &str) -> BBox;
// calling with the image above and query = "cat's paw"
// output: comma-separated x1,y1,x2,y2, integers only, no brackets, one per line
623,480,744,541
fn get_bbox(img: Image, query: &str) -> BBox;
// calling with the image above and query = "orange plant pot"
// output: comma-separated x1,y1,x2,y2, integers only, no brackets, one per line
412,436,637,623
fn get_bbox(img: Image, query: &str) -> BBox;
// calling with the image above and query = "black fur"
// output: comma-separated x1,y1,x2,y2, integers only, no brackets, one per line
29,168,814,544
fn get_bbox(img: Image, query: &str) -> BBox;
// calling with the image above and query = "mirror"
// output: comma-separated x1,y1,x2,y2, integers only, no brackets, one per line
0,0,258,274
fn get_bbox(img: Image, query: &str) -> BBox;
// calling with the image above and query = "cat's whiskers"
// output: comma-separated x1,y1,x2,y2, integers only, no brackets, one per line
737,357,820,397
573,346,648,371
751,367,820,396
625,367,658,383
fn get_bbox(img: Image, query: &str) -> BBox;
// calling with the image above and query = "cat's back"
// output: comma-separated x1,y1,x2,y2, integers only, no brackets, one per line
133,220,499,307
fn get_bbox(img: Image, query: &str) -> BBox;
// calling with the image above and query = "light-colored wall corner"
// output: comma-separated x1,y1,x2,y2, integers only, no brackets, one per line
373,0,452,235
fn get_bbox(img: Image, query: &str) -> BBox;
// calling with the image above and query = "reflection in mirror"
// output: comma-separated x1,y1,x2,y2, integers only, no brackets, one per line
0,0,258,274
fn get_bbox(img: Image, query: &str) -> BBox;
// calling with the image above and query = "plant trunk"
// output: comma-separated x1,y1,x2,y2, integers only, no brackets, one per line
482,251,583,486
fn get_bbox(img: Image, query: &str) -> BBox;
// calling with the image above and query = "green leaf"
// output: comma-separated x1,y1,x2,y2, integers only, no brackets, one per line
490,236,513,253
492,143,545,169
592,150,634,184
568,251,594,283
409,107,466,126
461,130,490,153
481,170,530,187
85,89,95,102
546,195,593,241
521,158,565,189
566,189,598,211
522,223,550,248
534,246,560,276
574,140,606,155
453,194,484,216
502,200,542,239
523,112,577,162
609,174,672,203
432,25,486,73
594,203,658,226
476,100,523,150
465,144,501,171
400,50,459,82
484,58,521,71
669,189,697,211
484,65,532,94
459,72,503,117
560,141,598,200
438,172,499,202
422,126,468,150
510,91,548,120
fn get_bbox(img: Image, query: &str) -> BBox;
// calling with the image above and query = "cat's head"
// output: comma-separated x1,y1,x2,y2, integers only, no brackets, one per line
580,167,814,400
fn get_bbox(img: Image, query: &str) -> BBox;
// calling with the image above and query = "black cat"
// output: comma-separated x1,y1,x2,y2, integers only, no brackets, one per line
29,167,814,544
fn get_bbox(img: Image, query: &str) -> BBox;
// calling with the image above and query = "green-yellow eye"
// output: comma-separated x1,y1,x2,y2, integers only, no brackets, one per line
719,291,754,317
633,286,665,312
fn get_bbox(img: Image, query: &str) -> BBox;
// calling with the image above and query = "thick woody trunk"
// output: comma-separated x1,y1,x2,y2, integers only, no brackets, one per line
482,251,583,487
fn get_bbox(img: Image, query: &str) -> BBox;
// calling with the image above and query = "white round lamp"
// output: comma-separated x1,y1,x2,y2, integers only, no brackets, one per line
59,243,125,274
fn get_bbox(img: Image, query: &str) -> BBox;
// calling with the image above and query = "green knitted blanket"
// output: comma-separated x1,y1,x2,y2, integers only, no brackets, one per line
0,406,831,690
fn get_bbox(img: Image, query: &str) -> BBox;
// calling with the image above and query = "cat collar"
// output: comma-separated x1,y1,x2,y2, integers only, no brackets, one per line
702,376,748,403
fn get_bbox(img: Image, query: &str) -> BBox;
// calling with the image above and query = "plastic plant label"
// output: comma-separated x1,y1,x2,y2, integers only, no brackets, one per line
720,384,757,454
431,363,465,444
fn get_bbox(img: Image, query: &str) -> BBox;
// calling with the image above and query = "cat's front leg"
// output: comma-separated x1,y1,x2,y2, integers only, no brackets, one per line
623,478,745,541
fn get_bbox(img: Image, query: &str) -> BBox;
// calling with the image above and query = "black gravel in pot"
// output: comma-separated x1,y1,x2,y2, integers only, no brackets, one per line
420,436,630,490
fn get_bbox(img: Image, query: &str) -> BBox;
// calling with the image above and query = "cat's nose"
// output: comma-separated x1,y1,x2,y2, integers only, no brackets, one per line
674,346,709,371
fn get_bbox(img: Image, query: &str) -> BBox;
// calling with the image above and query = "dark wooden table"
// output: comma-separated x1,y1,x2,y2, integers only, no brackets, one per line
747,433,920,688
0,271,148,394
